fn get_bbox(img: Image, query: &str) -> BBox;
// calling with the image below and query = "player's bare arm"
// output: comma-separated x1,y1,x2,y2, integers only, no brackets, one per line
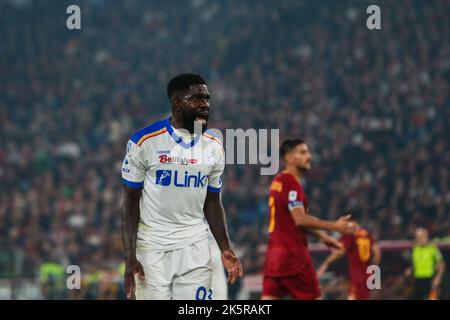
317,248,345,278
304,212,343,249
203,191,243,284
121,185,145,299
291,206,357,234
432,260,445,290
305,228,342,249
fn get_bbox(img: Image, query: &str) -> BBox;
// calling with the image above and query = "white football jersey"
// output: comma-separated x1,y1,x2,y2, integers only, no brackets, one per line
121,118,224,252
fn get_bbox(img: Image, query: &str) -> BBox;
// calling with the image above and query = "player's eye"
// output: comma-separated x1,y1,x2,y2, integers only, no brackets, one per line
191,95,210,102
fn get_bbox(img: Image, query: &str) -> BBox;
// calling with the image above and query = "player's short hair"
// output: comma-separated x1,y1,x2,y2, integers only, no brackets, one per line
280,138,305,159
167,73,207,100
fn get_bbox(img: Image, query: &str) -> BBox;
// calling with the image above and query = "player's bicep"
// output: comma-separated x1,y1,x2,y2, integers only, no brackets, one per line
290,206,307,225
204,190,222,207
124,184,142,201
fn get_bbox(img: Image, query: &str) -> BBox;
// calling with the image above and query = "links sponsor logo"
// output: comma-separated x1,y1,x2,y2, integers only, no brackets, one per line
155,170,208,188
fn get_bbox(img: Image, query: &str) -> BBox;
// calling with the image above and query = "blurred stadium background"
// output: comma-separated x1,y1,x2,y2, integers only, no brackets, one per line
1,0,449,299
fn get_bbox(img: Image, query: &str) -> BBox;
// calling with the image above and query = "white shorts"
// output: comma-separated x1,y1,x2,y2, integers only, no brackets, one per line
135,237,212,300
209,239,228,300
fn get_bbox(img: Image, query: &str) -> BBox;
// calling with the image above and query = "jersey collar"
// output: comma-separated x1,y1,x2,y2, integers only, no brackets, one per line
164,117,201,149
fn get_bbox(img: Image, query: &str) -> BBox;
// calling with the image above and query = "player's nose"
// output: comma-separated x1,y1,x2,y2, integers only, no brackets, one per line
197,104,209,115
199,102,209,111
198,98,210,108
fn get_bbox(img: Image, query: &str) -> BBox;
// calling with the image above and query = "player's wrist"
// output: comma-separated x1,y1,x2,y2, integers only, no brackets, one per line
125,254,138,263
221,247,232,253
217,240,232,253
330,221,340,232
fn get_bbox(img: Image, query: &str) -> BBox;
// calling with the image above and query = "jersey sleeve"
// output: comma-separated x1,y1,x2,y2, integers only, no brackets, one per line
121,139,146,188
207,144,225,193
283,177,306,212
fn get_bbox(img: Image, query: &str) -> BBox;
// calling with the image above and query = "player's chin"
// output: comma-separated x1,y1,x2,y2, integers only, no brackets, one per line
199,122,207,133
301,163,311,171
193,117,208,132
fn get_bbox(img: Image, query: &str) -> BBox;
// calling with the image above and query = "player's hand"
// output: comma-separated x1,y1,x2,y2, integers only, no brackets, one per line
221,249,244,284
124,257,145,299
404,268,412,278
334,215,358,234
321,235,343,250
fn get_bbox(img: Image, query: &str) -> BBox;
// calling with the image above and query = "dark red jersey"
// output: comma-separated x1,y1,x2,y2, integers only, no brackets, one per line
263,171,312,277
341,228,375,286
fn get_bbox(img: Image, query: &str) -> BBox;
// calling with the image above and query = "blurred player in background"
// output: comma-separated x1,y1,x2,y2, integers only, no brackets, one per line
261,138,358,300
317,217,381,300
121,73,243,300
404,228,445,300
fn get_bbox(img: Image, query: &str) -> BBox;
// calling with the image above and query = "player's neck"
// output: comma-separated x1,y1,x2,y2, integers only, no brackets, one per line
283,166,302,182
169,116,195,135
169,116,184,131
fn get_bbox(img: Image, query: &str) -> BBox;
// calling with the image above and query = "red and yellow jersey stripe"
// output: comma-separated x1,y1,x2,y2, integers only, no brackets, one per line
137,127,167,146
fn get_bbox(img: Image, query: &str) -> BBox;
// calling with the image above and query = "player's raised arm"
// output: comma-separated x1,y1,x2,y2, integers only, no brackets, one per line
203,191,243,284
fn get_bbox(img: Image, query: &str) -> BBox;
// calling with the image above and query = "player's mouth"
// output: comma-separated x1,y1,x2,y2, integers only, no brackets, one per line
194,114,209,127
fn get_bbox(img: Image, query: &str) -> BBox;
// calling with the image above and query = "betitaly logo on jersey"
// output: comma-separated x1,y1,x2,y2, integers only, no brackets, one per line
158,154,198,165
155,170,208,188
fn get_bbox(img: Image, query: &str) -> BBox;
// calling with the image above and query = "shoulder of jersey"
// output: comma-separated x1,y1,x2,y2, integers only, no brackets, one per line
269,172,290,192
277,171,295,183
203,129,223,148
130,119,168,147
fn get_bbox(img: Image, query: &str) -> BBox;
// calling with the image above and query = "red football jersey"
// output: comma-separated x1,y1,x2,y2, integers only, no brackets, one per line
263,171,312,277
340,228,375,286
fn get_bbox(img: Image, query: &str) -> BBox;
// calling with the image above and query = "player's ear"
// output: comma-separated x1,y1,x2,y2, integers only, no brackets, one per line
284,151,293,163
171,96,182,112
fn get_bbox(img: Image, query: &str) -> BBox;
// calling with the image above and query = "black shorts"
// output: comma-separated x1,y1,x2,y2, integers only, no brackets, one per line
413,278,433,300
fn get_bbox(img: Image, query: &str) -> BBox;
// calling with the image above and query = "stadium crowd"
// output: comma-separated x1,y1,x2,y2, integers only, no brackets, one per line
1,0,449,299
